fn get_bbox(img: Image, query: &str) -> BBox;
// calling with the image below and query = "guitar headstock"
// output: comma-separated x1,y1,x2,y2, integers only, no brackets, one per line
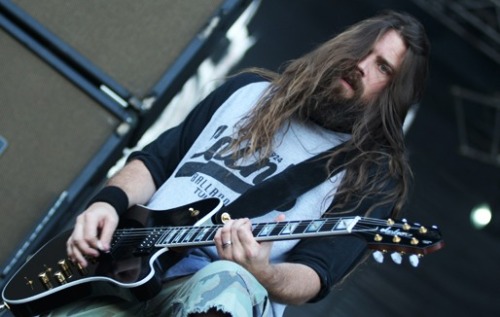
355,218,444,267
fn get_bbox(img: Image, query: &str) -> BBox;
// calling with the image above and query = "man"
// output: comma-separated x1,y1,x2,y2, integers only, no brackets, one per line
61,10,430,317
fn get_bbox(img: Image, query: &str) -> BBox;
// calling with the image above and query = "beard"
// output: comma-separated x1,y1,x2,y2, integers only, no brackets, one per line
307,68,367,133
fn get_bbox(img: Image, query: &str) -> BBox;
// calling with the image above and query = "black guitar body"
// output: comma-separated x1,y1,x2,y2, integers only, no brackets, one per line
2,198,222,317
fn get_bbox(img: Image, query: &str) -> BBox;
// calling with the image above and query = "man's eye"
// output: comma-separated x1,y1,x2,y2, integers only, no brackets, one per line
379,63,391,75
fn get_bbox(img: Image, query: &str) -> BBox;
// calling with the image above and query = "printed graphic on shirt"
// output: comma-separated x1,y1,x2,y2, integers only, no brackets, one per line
174,124,289,209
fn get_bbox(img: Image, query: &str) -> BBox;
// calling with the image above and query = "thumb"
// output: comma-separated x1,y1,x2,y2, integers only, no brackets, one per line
274,213,286,222
259,240,274,254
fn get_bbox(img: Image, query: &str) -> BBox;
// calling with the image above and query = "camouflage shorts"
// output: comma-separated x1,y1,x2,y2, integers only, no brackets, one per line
47,260,273,317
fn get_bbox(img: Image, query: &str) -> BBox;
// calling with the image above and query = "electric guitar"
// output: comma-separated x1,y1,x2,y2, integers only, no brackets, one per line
1,198,444,316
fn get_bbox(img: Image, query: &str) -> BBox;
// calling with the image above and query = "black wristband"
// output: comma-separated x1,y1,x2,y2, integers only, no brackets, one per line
87,186,129,215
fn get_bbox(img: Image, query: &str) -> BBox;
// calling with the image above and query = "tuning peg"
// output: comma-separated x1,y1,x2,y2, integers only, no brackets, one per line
372,250,384,263
402,218,411,231
409,254,420,267
390,252,403,265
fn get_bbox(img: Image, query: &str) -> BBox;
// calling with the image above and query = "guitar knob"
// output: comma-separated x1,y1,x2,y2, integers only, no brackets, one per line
409,254,420,267
54,271,67,285
38,272,53,290
390,252,403,265
24,277,34,290
75,262,88,276
58,259,73,278
372,250,384,263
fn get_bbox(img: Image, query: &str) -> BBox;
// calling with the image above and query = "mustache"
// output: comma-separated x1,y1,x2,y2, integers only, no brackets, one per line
341,67,363,92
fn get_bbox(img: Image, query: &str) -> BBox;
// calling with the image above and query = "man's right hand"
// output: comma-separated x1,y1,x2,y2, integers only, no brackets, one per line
66,202,119,267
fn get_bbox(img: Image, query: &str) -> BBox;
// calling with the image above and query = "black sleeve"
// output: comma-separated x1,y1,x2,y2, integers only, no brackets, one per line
127,73,267,188
286,174,396,303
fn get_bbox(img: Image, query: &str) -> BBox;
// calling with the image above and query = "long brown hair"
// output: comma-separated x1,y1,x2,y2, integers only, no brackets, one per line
231,10,430,218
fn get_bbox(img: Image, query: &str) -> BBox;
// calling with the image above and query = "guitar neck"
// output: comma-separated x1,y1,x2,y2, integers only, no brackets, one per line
115,216,366,250
112,215,442,256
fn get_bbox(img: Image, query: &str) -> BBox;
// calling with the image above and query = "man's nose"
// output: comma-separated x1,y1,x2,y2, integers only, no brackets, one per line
355,57,368,77
354,62,365,78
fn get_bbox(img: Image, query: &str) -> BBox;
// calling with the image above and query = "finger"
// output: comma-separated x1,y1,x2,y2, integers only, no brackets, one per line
259,240,274,254
71,215,99,261
214,226,223,254
81,213,102,251
214,222,233,255
220,221,235,250
226,219,256,262
215,219,239,256
98,216,119,251
67,236,89,267
229,218,249,247
66,237,76,262
71,244,89,267
232,218,255,250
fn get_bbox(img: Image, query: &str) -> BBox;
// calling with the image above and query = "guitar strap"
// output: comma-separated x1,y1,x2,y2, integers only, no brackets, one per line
213,142,356,224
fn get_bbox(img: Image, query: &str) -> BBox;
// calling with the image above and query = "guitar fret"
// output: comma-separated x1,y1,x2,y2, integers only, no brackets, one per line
305,220,326,233
334,217,360,233
181,227,199,243
205,227,218,241
270,223,284,236
172,228,189,243
158,228,180,245
252,223,265,236
194,227,212,242
293,222,311,234
280,221,300,235
319,221,336,232
258,223,277,236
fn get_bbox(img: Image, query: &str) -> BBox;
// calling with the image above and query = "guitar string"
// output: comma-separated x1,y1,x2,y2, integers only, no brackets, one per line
111,219,420,238
110,218,425,248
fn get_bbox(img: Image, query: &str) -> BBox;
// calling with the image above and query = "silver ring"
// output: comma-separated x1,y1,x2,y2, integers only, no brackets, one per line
222,240,232,248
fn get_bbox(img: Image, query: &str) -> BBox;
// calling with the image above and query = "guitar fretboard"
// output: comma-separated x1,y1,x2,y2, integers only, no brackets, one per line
108,214,442,257
116,217,363,252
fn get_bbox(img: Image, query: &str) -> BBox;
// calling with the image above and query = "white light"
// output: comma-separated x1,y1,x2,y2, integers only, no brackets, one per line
470,203,492,229
372,250,384,263
390,252,403,265
403,103,419,134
